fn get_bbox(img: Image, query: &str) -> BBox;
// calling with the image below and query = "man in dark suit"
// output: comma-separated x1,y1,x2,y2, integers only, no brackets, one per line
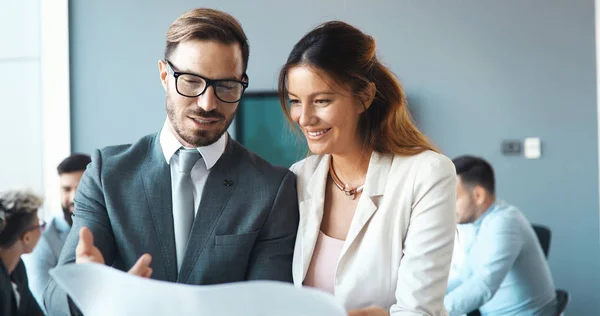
44,8,299,315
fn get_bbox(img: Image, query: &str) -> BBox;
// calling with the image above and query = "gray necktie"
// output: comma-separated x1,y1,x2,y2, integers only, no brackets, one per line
173,148,201,271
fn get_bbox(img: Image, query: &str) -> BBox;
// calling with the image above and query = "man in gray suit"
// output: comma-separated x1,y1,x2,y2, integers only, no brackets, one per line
44,8,299,315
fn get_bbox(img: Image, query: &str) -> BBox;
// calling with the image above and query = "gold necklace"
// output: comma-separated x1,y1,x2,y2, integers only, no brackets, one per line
329,161,364,200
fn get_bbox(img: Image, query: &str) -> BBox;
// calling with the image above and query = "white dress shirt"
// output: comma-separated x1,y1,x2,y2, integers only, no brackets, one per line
159,120,227,215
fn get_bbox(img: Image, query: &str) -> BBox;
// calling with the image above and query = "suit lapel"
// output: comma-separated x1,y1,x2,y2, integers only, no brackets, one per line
178,138,237,283
341,152,392,257
141,134,177,282
298,155,330,282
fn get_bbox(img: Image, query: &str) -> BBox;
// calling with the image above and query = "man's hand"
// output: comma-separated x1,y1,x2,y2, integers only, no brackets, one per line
128,253,153,278
75,226,153,278
75,227,105,264
348,306,389,316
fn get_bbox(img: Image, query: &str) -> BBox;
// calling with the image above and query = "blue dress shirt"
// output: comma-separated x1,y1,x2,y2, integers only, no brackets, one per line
445,200,556,316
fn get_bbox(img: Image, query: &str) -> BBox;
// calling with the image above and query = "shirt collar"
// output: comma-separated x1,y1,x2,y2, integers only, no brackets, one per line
54,216,71,233
159,119,227,170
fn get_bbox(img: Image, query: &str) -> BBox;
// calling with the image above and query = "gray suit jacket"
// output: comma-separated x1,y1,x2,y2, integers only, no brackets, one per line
43,133,299,315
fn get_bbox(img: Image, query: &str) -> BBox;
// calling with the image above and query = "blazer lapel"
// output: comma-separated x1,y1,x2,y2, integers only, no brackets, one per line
178,138,237,283
341,152,392,256
141,134,177,282
297,155,330,283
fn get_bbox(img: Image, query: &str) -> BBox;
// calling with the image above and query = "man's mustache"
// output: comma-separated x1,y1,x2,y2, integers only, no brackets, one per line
187,109,225,120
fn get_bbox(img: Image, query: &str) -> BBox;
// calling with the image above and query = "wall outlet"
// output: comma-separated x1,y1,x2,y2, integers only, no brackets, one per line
502,140,522,155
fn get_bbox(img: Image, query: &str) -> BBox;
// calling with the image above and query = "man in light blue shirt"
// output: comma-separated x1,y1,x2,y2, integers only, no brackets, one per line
23,153,91,311
445,156,556,316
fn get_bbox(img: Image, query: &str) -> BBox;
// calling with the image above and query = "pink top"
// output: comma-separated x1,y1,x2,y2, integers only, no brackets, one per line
303,230,345,294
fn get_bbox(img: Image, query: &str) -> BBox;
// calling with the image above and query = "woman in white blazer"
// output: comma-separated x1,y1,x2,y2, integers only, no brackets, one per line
278,21,457,316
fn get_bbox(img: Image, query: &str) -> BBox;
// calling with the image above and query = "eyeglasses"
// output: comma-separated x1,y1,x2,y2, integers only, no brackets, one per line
165,60,248,103
25,220,46,232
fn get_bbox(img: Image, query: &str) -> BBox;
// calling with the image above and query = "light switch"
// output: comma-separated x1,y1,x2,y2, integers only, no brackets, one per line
524,137,541,159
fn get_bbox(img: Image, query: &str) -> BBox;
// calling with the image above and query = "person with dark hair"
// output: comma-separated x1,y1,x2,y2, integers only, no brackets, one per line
0,188,44,316
56,153,92,227
22,153,90,311
445,155,556,316
279,21,456,315
43,8,298,316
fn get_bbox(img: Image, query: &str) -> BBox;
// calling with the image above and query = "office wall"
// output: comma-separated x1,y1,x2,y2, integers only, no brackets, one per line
0,0,43,194
70,0,599,313
398,2,599,314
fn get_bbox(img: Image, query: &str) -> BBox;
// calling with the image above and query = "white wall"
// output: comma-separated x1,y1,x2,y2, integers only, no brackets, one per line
0,0,44,201
0,0,71,220
40,0,71,219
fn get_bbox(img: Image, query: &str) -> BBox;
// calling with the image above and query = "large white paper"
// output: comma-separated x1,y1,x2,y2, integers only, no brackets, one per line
50,263,347,316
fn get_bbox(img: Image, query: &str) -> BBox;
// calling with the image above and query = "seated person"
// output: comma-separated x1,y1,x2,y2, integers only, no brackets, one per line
23,153,90,310
445,156,557,316
0,188,45,316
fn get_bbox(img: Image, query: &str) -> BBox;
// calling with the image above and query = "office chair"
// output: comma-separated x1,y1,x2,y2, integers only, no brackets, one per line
532,224,551,258
556,289,569,315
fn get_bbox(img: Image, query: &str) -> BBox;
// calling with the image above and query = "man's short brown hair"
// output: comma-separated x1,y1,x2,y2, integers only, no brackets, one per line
164,8,249,73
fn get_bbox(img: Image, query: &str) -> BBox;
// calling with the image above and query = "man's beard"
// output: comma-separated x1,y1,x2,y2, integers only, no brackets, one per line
62,205,73,226
165,93,235,147
457,200,479,224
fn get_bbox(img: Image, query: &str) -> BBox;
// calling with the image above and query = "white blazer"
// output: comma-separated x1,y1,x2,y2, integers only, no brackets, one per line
290,150,456,315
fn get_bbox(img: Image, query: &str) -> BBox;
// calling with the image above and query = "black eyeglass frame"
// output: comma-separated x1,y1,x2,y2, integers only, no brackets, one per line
164,60,249,103
24,219,46,232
